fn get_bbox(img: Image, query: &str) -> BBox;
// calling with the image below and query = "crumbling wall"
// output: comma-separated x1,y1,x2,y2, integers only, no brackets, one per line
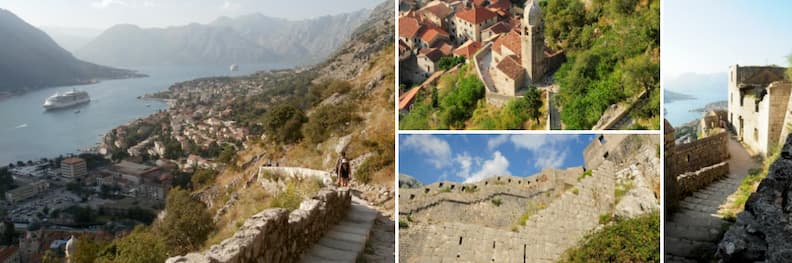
166,188,351,263
718,134,792,262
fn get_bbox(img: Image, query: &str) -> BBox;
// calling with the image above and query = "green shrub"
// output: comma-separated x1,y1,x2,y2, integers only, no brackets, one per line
271,182,303,211
302,102,359,143
561,212,659,263
399,220,409,228
491,198,502,207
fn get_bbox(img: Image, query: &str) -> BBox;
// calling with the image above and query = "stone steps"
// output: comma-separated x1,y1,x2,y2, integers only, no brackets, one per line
299,196,378,263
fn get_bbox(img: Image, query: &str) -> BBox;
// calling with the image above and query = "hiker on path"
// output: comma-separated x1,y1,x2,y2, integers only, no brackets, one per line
336,151,351,187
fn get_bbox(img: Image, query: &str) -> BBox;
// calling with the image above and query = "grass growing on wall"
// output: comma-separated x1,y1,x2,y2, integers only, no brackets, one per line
560,211,660,263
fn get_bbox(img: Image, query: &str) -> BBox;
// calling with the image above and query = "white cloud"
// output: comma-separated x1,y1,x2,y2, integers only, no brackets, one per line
91,0,127,9
487,135,509,150
142,1,158,7
534,148,568,169
463,151,510,183
454,152,473,179
402,135,452,169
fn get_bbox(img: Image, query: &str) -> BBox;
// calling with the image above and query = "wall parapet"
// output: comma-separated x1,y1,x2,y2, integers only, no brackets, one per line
676,161,730,197
166,188,351,263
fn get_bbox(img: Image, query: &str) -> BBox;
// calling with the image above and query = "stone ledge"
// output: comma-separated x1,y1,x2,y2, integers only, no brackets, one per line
166,188,351,263
676,162,730,197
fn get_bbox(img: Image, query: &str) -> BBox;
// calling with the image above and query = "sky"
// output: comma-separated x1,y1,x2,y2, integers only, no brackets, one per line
399,134,594,184
663,0,792,80
2,0,383,29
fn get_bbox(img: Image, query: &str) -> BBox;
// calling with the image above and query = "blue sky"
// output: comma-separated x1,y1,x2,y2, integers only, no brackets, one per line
399,134,594,184
2,0,383,29
663,0,792,79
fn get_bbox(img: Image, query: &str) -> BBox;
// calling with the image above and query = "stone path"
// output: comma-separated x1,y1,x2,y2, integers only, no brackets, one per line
665,137,755,262
548,88,561,130
300,194,379,263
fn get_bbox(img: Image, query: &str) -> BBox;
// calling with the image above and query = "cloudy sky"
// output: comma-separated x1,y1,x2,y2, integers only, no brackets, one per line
3,0,383,29
399,134,594,184
663,0,792,79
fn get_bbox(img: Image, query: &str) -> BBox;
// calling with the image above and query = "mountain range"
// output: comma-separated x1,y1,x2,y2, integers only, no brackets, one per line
0,9,142,93
73,9,372,67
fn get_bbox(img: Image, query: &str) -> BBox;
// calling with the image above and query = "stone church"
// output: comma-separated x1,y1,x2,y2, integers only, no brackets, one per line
489,0,563,96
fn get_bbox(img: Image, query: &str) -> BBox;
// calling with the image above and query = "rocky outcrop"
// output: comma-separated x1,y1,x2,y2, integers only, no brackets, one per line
166,188,350,263
717,134,792,262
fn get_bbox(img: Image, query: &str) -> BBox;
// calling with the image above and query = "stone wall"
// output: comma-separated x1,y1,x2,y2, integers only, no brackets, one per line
717,134,792,262
670,131,729,174
675,162,730,197
166,188,350,263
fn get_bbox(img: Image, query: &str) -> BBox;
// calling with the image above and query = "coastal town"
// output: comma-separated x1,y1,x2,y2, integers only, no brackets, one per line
0,68,314,261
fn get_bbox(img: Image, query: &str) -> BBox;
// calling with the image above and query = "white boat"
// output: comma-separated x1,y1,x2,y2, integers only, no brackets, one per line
43,89,90,110
229,64,239,72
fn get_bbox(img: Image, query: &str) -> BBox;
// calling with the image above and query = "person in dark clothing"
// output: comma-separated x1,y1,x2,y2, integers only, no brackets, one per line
335,151,351,187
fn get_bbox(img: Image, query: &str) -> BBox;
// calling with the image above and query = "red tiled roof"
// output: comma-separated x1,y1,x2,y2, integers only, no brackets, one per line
454,40,482,58
455,7,497,24
419,28,449,44
488,0,512,12
483,21,511,35
421,2,452,19
492,30,521,56
437,41,455,56
496,55,524,80
419,48,445,62
399,16,422,38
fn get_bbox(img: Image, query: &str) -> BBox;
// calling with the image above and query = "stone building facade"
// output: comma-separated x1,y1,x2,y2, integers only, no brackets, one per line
727,65,792,156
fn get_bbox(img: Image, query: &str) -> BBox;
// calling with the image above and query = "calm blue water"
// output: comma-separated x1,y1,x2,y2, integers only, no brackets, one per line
664,73,728,127
0,63,290,165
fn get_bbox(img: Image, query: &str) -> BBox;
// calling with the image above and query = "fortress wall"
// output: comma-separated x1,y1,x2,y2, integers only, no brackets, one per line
671,131,729,174
676,162,730,197
584,134,649,170
166,188,351,263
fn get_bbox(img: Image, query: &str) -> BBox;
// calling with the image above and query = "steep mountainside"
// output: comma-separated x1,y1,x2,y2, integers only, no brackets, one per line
75,9,371,67
0,9,142,92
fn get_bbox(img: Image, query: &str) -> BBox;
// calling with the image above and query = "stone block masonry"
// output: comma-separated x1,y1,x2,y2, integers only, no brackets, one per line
166,188,351,263
718,134,792,262
675,162,730,197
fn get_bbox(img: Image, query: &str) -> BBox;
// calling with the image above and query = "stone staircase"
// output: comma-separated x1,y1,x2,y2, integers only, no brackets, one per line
665,138,754,262
300,195,379,262
519,160,617,262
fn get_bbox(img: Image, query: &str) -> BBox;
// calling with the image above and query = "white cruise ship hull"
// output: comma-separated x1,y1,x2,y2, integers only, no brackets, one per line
43,98,90,110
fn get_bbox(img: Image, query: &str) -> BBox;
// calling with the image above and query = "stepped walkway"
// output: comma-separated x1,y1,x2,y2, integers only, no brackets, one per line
665,138,755,262
300,194,379,262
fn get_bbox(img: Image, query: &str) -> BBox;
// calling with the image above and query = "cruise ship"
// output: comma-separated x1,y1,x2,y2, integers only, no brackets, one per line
42,89,90,110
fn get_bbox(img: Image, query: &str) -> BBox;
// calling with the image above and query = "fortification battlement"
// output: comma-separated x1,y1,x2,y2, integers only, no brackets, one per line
398,167,583,214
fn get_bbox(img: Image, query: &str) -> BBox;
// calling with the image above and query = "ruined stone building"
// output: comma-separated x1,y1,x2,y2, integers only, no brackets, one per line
399,135,660,262
727,65,792,156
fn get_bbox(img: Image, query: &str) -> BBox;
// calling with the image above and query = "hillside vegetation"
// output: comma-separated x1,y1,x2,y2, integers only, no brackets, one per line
547,0,660,129
560,211,660,263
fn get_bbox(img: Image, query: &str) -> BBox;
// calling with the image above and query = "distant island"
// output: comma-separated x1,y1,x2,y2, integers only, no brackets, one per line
690,100,727,113
665,90,697,103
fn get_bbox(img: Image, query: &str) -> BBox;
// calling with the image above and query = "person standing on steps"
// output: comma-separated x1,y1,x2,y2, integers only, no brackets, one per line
336,151,351,187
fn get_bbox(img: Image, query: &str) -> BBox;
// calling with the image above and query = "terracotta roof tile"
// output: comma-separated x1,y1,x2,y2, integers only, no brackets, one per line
453,40,482,58
496,55,524,80
492,30,521,55
419,47,445,62
437,41,455,56
399,16,423,38
420,2,452,19
419,27,450,44
483,21,511,35
455,7,497,24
